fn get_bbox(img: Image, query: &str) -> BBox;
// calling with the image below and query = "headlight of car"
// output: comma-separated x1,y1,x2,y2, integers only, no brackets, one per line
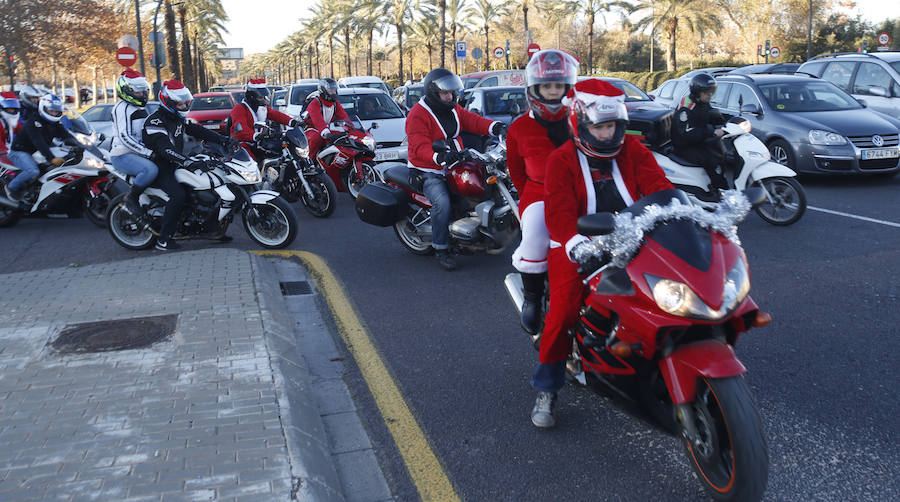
645,259,750,321
85,156,105,170
362,135,376,151
291,143,309,158
808,129,847,146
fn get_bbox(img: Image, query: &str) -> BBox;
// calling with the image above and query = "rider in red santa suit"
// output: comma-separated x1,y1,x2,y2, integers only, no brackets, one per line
0,91,23,160
530,79,673,428
229,78,300,160
406,67,505,270
303,78,350,162
507,49,579,335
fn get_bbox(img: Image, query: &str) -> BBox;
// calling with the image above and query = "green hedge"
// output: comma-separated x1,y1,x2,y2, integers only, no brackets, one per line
592,59,750,91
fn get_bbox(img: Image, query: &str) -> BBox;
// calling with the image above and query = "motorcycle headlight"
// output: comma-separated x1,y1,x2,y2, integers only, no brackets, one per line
808,129,847,146
238,168,260,183
85,156,105,170
646,259,750,321
291,143,309,158
362,135,376,151
73,131,98,146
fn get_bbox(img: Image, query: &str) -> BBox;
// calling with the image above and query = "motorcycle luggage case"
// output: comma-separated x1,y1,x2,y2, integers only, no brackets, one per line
355,182,409,227
627,107,673,150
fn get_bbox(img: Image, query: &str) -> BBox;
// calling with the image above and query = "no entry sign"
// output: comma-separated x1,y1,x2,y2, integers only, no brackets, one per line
527,43,541,59
116,47,137,67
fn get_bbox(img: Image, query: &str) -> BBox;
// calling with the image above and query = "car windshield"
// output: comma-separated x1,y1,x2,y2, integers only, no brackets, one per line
290,85,318,105
230,91,244,103
349,82,385,90
82,105,112,122
462,78,479,89
891,61,900,74
757,81,862,112
337,93,404,119
609,81,651,101
483,89,527,115
190,96,232,110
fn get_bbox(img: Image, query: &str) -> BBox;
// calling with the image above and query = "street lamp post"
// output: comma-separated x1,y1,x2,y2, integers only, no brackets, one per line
152,0,164,94
135,0,146,75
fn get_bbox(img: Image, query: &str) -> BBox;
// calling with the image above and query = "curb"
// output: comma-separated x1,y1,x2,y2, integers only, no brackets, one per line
250,253,346,502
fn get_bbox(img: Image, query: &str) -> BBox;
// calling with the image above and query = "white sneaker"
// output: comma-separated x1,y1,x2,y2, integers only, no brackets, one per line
531,391,557,428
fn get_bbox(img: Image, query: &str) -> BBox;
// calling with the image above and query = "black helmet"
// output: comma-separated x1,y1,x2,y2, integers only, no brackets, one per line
244,79,271,109
689,73,717,101
422,68,463,113
318,78,338,102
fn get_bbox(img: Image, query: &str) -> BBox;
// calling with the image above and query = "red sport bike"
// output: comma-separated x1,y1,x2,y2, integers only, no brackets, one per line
506,189,771,501
313,118,379,200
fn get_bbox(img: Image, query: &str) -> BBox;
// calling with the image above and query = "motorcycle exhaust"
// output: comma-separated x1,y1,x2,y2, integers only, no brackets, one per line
504,273,525,314
0,195,21,209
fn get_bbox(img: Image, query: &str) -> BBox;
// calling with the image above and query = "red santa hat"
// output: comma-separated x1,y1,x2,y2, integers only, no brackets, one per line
246,78,267,89
121,68,145,79
163,79,187,90
564,78,627,124
0,91,17,100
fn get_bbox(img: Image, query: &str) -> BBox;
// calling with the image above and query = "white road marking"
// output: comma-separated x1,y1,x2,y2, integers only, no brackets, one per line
808,205,900,228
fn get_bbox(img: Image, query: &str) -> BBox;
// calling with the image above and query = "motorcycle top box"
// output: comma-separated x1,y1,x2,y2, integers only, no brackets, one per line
626,106,673,150
355,181,409,227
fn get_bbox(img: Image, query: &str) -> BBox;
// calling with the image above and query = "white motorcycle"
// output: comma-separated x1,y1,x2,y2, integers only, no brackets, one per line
0,110,121,228
106,144,298,250
655,116,807,226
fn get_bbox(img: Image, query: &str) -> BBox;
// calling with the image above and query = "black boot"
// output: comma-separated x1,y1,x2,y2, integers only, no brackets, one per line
123,186,144,215
520,272,546,335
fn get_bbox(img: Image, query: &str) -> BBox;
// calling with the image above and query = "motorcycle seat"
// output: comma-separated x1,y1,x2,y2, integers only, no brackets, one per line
666,153,703,168
384,166,422,193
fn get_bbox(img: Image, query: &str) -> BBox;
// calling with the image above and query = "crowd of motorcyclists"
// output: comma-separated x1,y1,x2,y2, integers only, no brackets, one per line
1,50,733,428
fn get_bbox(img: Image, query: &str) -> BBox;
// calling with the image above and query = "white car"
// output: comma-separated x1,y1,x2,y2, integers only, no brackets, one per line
337,76,392,95
278,79,321,118
335,88,407,162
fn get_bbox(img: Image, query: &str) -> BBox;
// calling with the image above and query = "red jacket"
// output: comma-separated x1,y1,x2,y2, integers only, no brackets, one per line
305,97,349,135
544,136,674,259
405,100,496,172
506,111,558,211
229,102,293,142
0,119,22,156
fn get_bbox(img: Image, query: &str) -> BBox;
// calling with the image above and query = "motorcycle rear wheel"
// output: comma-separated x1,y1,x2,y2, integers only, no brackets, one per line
243,197,297,249
344,161,377,200
300,173,337,218
683,376,769,501
753,176,806,226
83,181,122,228
107,194,156,250
393,217,433,255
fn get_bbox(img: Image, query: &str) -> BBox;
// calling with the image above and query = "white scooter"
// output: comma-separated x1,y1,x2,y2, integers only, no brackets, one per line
655,116,807,226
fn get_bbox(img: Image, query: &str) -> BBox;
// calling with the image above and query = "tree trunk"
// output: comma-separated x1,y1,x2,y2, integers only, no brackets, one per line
427,44,433,69
484,25,490,71
368,30,374,75
328,37,334,78
178,7,194,90
409,48,413,81
439,0,447,68
165,0,181,81
397,23,404,82
92,67,98,105
344,26,351,77
667,18,678,71
524,5,529,40
73,75,80,108
588,11,594,75
452,24,458,74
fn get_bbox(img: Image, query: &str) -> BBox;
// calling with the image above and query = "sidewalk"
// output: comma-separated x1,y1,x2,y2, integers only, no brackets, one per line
0,248,390,501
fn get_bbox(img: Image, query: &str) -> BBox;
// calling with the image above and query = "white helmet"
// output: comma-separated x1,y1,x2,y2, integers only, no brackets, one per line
38,94,65,123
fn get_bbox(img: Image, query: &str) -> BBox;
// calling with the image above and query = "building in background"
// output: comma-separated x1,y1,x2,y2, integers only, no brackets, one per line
219,48,244,84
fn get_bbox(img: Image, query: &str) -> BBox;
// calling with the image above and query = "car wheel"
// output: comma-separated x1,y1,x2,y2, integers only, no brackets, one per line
768,139,796,172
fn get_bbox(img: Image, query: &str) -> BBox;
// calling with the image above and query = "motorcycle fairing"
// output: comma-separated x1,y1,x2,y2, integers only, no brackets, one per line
250,189,280,204
658,340,747,404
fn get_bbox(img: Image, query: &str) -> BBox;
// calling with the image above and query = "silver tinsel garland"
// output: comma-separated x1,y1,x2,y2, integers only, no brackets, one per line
572,190,752,268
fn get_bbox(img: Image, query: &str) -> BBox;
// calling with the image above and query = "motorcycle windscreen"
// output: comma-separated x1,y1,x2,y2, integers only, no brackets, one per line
624,189,711,272
230,148,253,163
285,128,308,148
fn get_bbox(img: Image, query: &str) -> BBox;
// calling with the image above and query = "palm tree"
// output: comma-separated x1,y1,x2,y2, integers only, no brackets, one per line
164,0,181,80
630,0,721,71
388,0,415,80
412,2,442,70
465,0,511,71
438,0,448,68
447,0,473,73
557,0,628,75
540,1,575,50
178,6,194,88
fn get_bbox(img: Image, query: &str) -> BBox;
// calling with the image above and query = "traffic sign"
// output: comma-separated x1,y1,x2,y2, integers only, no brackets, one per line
770,46,780,59
527,43,541,59
493,47,504,59
878,32,890,46
472,47,483,60
456,41,467,59
116,46,137,67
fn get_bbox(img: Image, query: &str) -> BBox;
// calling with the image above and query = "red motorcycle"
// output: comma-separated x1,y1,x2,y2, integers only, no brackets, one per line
506,189,770,501
354,138,519,256
314,117,379,199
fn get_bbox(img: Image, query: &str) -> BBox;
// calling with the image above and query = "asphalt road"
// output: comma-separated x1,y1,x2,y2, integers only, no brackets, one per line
2,174,898,501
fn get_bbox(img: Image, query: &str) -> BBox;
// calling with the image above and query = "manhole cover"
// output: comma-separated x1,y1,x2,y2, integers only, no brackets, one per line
50,314,178,353
280,281,312,296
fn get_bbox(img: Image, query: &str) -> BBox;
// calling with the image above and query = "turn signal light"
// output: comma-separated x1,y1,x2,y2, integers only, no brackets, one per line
610,341,632,358
752,311,772,327
486,175,498,185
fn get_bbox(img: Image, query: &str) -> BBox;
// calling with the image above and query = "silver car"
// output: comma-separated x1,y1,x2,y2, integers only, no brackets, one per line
82,101,160,150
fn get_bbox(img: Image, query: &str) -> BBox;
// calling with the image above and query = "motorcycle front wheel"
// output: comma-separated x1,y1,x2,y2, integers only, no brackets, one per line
393,216,433,255
243,196,297,249
300,172,337,218
753,176,806,226
683,376,769,502
107,194,156,250
344,161,378,200
0,177,22,227
83,180,122,228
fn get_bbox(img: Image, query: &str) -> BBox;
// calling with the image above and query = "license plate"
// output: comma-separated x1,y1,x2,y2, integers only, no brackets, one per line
203,124,219,129
374,150,400,161
862,148,899,160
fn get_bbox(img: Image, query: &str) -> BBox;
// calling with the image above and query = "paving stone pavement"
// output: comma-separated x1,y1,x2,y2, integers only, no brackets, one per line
0,248,391,502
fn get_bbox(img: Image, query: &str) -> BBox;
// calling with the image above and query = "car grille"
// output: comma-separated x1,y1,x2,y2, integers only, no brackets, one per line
848,133,899,148
859,158,900,170
376,141,403,148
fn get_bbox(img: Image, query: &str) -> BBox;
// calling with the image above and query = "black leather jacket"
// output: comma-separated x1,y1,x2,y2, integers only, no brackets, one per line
671,96,725,149
142,107,228,170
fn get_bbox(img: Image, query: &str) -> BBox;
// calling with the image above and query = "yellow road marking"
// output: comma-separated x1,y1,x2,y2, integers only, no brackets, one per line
251,250,461,502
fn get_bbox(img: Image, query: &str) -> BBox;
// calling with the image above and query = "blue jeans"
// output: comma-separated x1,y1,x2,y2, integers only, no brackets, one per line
7,150,39,191
421,172,451,250
111,154,158,189
531,361,566,393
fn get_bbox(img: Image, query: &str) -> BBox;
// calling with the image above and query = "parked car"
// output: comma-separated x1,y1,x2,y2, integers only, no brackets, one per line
649,68,738,109
797,52,900,118
391,84,423,113
457,86,526,150
708,74,900,175
186,92,235,134
82,101,161,150
681,67,739,78
271,89,288,113
337,76,392,94
230,90,244,105
335,88,407,162
279,79,321,118
729,63,801,75
461,70,526,89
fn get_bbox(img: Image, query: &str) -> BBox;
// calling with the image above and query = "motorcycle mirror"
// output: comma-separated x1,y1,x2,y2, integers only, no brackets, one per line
577,213,616,236
432,139,451,153
369,122,379,130
742,187,766,208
